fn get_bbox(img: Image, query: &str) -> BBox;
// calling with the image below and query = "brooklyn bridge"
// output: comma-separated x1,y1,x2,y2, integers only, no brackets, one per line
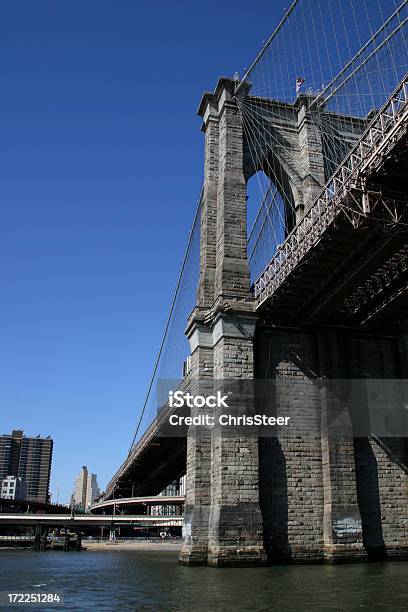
99,0,408,566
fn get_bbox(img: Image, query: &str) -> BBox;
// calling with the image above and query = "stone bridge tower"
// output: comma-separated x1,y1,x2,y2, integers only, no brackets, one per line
179,78,265,567
179,77,408,566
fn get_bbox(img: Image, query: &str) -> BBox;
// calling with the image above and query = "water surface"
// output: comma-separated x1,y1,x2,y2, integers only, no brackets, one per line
1,551,407,611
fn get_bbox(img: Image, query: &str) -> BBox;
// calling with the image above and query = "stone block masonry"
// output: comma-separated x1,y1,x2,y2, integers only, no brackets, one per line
180,77,408,566
256,327,408,563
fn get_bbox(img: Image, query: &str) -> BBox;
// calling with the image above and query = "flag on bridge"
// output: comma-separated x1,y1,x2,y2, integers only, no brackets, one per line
296,77,305,95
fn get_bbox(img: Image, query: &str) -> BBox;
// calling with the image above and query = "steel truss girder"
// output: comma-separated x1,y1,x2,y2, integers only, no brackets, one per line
340,242,408,317
254,76,408,306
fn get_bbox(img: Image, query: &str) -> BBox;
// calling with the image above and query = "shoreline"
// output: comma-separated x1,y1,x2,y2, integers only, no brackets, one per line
1,540,183,553
83,540,182,552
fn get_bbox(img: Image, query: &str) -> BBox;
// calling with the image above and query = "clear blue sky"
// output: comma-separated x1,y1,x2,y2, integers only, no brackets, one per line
0,0,289,503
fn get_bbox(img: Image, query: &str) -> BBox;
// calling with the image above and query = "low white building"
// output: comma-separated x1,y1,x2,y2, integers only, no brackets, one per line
1,475,27,500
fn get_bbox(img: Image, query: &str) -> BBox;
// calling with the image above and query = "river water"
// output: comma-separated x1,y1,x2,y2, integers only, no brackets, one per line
1,550,407,611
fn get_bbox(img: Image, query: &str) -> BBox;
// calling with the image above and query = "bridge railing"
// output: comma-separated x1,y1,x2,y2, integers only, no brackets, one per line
254,75,408,305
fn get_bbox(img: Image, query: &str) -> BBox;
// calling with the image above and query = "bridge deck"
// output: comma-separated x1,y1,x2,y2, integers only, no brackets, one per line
0,514,183,527
104,397,188,500
255,76,408,329
91,495,185,513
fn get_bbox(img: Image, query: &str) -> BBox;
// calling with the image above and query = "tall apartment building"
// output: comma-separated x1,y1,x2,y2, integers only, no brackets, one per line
0,430,53,503
73,466,100,511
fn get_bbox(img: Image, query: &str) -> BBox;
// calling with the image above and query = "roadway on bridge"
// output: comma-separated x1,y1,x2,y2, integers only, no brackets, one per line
90,495,185,514
0,514,183,528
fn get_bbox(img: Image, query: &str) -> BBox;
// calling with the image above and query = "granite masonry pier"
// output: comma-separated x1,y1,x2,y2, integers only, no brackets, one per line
179,78,408,567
